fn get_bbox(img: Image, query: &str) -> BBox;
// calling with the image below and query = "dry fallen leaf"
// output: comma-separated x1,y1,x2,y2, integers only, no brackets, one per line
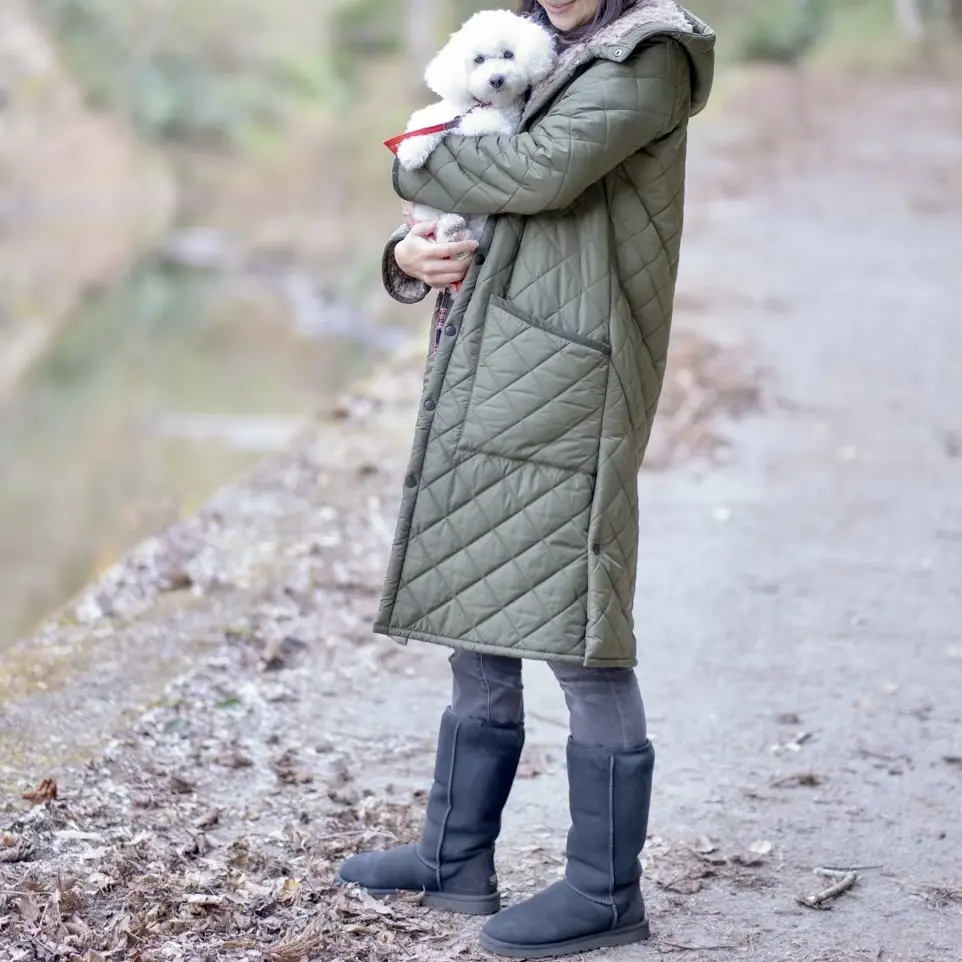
691,835,717,854
22,778,58,804
347,886,396,917
86,871,117,892
16,893,40,925
731,839,775,867
772,731,813,755
195,808,220,830
66,919,92,941
184,893,225,908
0,837,37,863
775,712,802,725
277,878,303,905
272,748,314,785
169,773,196,795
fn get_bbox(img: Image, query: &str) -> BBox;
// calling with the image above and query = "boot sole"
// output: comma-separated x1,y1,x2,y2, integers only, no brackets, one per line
335,872,500,916
478,918,651,959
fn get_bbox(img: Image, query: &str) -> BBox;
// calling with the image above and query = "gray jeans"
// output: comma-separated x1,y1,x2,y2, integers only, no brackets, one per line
449,650,647,751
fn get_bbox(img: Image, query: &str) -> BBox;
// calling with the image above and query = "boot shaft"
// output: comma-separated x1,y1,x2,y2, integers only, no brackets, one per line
564,739,655,906
419,709,525,871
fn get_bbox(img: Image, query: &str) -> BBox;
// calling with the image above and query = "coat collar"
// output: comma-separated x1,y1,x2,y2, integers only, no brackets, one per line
521,0,708,128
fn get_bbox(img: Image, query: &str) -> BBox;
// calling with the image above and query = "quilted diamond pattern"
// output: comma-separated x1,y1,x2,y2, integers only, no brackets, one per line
374,14,715,667
459,297,611,474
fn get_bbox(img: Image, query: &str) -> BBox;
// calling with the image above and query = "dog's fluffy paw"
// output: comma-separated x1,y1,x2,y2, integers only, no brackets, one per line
397,133,443,171
436,214,470,247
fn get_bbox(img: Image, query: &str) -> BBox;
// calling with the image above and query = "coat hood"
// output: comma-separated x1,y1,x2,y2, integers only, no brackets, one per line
529,0,715,117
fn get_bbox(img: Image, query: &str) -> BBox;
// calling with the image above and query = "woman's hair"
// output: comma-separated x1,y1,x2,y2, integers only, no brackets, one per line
516,0,638,47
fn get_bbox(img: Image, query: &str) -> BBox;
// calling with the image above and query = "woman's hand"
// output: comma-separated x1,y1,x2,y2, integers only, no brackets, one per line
395,221,478,290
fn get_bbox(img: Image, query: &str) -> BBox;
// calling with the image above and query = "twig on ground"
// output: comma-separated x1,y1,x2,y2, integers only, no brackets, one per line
267,920,325,961
797,868,859,909
771,771,824,788
813,867,861,880
313,829,398,843
818,864,881,873
658,939,742,952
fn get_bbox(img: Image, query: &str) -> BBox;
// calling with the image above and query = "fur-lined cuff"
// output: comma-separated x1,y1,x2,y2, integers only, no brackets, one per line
383,226,431,304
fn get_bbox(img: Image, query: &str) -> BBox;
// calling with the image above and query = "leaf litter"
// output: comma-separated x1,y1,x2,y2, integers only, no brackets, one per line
0,584,480,961
0,312,780,961
0,763,466,961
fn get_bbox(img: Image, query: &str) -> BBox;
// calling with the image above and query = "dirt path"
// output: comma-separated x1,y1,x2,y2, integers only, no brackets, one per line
1,68,960,961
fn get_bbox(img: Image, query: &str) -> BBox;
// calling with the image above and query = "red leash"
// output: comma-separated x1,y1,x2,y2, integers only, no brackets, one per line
383,117,462,155
383,103,487,155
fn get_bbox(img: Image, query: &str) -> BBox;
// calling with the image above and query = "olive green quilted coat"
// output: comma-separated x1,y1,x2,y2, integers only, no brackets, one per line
374,2,715,667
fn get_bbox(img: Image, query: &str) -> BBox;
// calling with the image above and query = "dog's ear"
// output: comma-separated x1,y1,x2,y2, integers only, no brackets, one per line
423,31,467,103
517,19,557,86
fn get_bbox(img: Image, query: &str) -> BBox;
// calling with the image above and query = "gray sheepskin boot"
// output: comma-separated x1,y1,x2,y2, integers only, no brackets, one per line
337,708,524,915
479,738,655,957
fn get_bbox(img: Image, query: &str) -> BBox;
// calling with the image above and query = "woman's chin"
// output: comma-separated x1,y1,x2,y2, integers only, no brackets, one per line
540,0,595,31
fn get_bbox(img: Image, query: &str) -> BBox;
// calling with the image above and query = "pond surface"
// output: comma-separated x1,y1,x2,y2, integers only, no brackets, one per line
0,259,397,646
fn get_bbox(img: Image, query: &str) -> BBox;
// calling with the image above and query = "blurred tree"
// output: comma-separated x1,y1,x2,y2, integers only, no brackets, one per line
893,0,925,37
892,0,962,37
737,0,830,63
405,0,442,71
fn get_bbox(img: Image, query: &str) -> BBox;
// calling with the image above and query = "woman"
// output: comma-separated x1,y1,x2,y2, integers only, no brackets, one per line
338,1,714,957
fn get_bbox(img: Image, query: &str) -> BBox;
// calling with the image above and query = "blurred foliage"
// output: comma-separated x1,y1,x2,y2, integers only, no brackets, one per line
31,0,499,146
330,0,404,66
33,0,337,147
689,0,962,64
328,0,498,86
734,0,831,63
33,0,960,148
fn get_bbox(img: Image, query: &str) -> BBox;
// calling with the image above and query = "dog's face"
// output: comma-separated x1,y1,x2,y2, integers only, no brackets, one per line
424,11,557,108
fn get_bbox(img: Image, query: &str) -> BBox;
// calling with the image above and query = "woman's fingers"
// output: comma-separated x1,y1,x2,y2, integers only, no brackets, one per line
396,224,479,286
427,270,469,288
408,220,437,238
427,257,472,278
427,274,465,287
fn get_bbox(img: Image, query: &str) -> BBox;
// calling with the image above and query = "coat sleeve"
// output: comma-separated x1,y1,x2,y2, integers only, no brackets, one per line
382,225,431,304
393,40,690,217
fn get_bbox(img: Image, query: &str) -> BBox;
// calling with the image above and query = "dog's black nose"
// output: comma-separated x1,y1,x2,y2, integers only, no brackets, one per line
489,75,505,90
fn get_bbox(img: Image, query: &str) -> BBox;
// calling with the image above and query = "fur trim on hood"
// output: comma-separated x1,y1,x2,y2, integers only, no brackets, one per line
527,0,715,119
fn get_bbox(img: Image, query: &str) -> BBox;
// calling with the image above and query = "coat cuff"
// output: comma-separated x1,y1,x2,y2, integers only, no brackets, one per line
382,225,430,304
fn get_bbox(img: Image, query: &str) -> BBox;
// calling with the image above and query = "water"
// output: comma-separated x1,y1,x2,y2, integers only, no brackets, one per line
0,259,391,646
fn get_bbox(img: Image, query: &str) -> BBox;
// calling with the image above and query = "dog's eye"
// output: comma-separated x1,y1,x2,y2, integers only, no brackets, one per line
503,50,514,60
474,54,486,65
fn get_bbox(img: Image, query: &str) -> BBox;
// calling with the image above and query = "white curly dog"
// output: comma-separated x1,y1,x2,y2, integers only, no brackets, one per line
394,10,557,248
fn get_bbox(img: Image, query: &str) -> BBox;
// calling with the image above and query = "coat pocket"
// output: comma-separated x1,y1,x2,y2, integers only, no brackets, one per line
459,296,610,474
